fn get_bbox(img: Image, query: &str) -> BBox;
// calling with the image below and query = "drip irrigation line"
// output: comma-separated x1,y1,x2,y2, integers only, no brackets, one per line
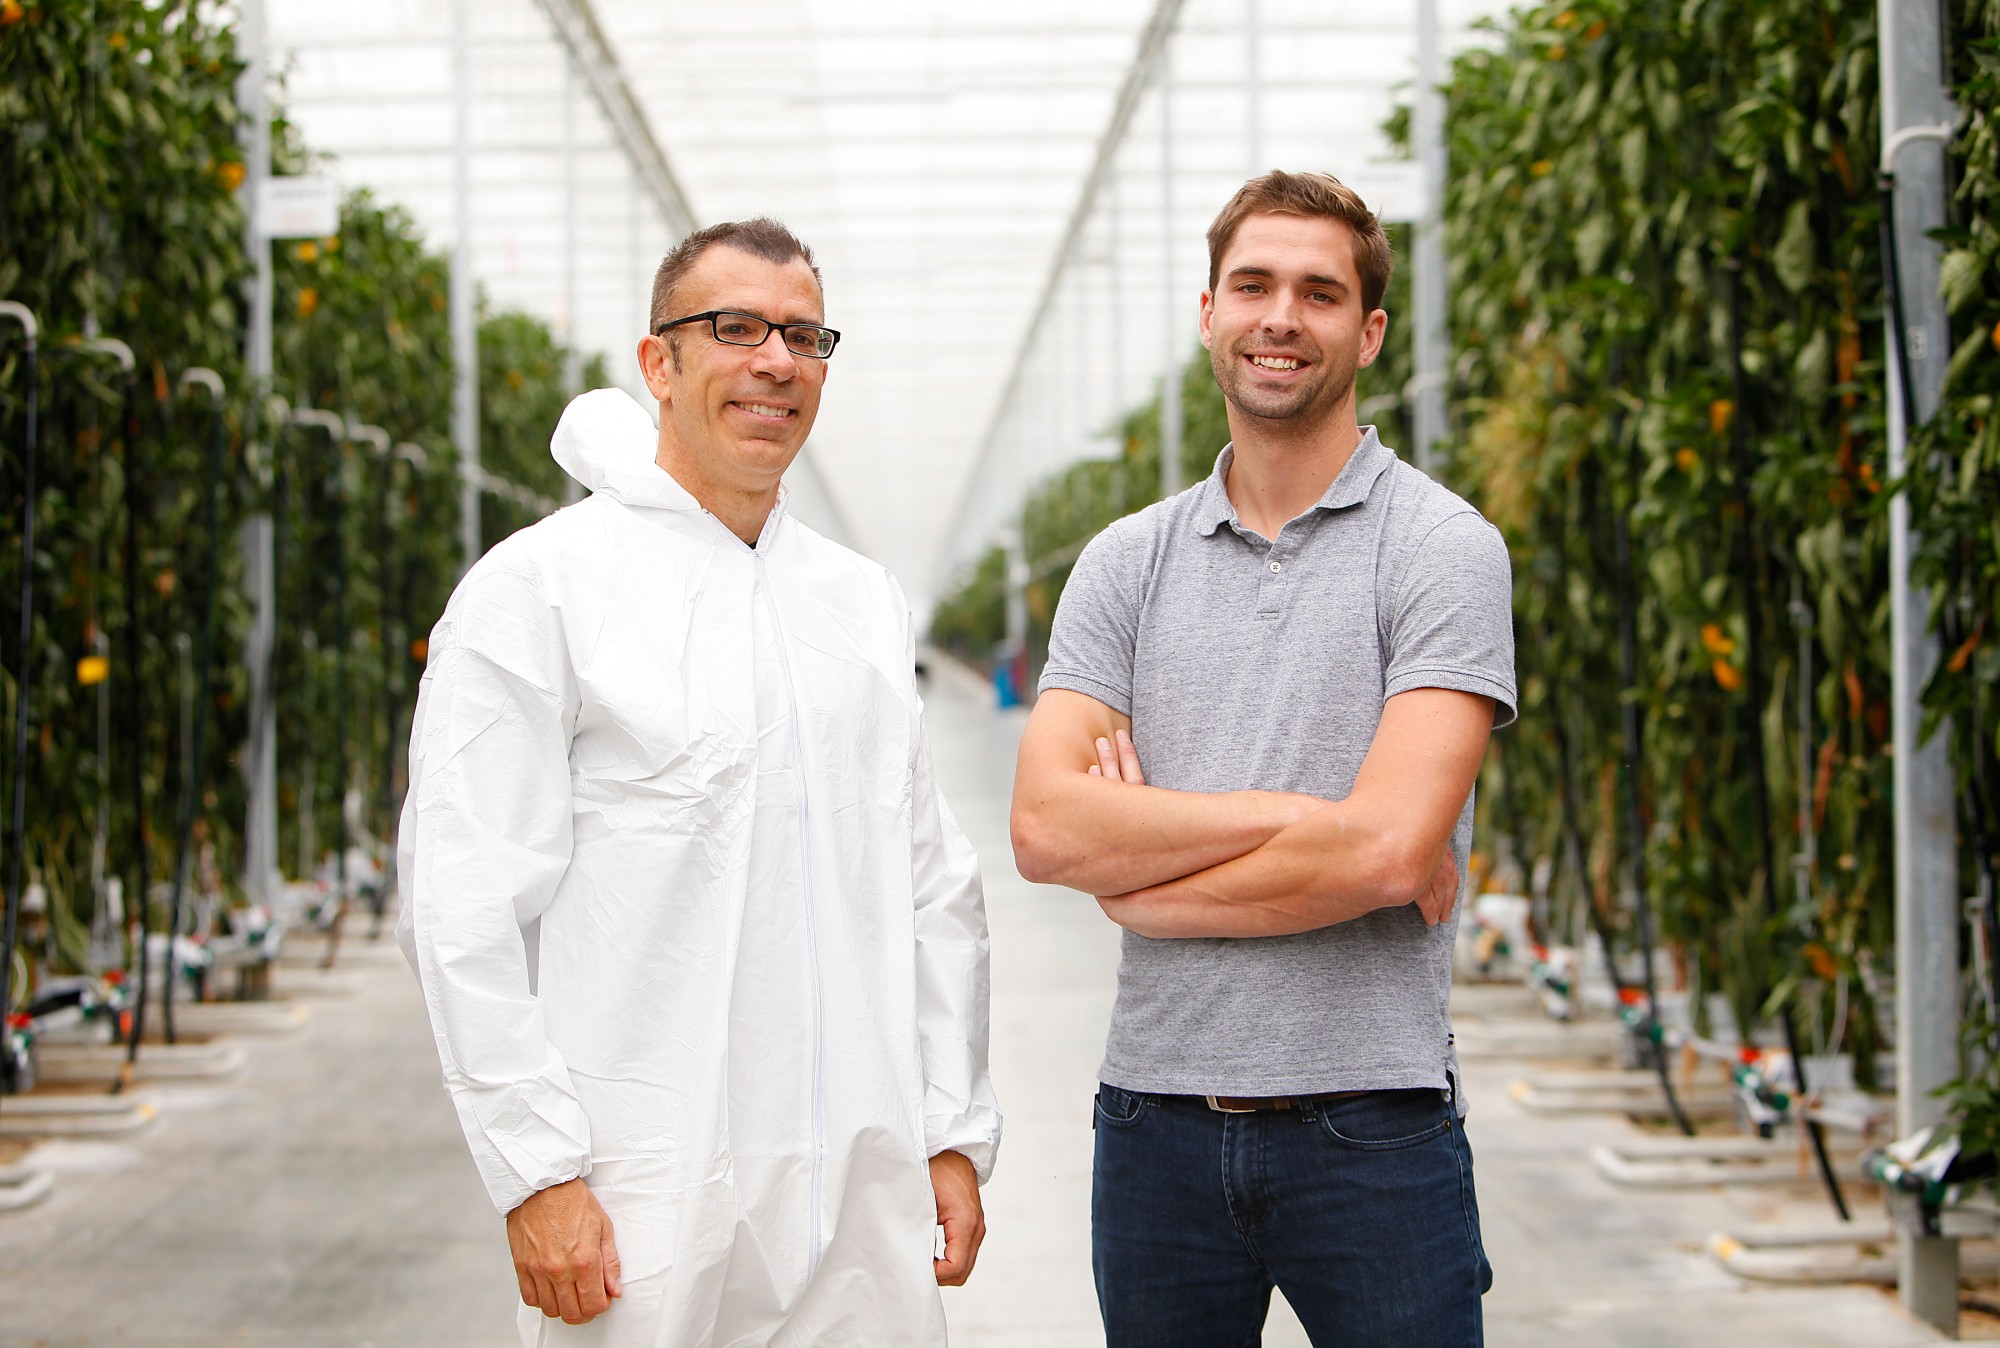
380,442,428,912
320,421,387,966
1544,623,1631,1019
112,354,150,1085
0,301,37,1113
160,370,225,1046
328,435,350,969
287,410,343,953
1880,169,2000,1027
1724,258,1850,1222
1606,347,1695,1138
375,449,396,878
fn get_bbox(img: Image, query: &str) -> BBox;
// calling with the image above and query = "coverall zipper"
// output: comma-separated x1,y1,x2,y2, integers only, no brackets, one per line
755,550,827,1280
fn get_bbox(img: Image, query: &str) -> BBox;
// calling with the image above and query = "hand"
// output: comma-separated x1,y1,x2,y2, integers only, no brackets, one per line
506,1177,622,1325
1414,850,1460,927
930,1150,986,1287
1088,727,1146,785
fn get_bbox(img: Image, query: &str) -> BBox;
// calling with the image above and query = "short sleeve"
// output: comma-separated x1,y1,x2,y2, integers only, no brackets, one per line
1383,512,1518,727
1037,522,1146,716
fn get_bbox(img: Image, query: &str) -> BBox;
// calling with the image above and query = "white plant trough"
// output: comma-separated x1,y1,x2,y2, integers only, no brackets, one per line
0,1163,54,1213
1709,1224,2000,1285
1592,1135,1869,1189
0,1093,157,1138
33,1038,247,1085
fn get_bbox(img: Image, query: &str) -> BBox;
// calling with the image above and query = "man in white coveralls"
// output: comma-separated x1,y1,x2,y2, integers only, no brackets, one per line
398,218,1000,1347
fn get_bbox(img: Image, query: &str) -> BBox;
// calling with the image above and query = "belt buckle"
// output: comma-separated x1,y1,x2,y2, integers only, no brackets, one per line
1205,1094,1259,1114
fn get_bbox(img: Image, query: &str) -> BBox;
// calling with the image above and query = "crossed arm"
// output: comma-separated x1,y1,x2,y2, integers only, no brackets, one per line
1008,687,1494,938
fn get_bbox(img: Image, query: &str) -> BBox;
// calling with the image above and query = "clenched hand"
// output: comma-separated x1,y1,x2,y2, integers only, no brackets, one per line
507,1177,623,1325
930,1150,986,1286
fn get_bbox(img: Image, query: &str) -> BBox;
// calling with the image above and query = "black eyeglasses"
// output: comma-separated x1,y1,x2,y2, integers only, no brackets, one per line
654,310,841,360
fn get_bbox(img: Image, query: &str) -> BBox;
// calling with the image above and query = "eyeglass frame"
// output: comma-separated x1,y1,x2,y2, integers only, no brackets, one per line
653,309,842,359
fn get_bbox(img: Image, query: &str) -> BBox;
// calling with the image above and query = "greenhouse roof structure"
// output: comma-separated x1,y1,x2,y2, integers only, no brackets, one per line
266,0,1513,610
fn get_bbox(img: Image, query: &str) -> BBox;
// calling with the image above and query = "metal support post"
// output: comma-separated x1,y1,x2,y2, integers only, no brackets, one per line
562,63,582,400
452,0,481,574
1410,0,1447,475
1158,49,1182,500
561,61,585,505
237,0,279,908
1000,526,1030,710
1245,0,1262,175
630,180,644,364
1880,0,1961,1331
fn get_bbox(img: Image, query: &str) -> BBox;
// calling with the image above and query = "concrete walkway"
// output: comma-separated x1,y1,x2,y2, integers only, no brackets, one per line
0,937,517,1346
0,656,1964,1345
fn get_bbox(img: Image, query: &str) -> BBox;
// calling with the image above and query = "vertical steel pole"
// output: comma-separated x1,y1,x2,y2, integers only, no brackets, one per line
1002,526,1029,709
452,0,481,573
561,61,584,504
1410,0,1447,475
1158,46,1182,501
1245,0,1262,176
0,303,37,1102
1879,0,1960,1331
629,179,642,373
237,0,279,906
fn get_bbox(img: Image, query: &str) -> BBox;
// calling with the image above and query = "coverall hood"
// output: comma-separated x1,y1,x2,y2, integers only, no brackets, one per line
550,387,703,511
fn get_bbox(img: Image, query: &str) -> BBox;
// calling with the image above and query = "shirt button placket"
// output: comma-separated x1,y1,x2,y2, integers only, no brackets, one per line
1257,549,1284,616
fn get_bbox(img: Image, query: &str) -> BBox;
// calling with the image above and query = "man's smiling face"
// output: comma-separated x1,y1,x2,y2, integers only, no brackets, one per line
643,244,829,497
1200,211,1386,428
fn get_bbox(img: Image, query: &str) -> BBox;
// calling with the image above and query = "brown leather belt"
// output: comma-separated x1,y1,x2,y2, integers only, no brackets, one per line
1201,1091,1368,1113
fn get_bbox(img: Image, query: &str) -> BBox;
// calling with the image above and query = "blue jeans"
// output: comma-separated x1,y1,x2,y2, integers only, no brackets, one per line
1091,1084,1491,1347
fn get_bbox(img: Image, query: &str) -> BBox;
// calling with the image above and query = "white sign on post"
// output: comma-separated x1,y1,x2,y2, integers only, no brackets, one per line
257,176,341,240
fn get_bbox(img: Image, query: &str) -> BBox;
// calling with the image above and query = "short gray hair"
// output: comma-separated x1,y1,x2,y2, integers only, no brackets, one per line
649,218,823,332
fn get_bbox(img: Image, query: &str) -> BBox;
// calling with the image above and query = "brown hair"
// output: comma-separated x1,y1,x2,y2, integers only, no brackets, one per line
1205,171,1394,313
648,217,823,332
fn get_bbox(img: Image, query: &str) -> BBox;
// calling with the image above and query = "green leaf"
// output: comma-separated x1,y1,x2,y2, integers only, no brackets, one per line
1939,247,1990,313
1772,198,1815,293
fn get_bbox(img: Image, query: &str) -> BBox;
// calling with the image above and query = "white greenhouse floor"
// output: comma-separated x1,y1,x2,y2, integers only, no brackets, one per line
0,655,1965,1346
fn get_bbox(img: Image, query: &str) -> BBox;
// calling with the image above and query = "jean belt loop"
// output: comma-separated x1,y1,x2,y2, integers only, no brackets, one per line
1297,1094,1320,1124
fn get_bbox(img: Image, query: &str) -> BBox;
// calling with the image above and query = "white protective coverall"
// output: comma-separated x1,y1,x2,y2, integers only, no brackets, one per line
397,388,1000,1348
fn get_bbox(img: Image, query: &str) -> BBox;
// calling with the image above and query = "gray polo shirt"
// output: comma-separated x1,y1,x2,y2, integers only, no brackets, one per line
1039,430,1516,1099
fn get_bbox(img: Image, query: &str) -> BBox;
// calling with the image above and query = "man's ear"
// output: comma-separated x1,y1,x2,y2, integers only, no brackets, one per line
638,333,675,402
1198,290,1215,350
1357,308,1389,369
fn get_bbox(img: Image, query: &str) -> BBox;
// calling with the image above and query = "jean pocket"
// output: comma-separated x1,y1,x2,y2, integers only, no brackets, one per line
1093,1083,1149,1128
1314,1089,1452,1151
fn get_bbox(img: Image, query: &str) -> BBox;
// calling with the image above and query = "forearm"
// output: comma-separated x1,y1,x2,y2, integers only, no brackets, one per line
1098,799,1430,939
1012,774,1318,896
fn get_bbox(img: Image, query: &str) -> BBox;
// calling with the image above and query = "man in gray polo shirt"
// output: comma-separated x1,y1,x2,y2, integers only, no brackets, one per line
1011,171,1514,1346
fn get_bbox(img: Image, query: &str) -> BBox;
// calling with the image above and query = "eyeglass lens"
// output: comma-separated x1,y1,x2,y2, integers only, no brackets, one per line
712,312,835,358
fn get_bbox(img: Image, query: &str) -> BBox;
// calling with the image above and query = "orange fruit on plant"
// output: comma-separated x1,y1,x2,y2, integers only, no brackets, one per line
1711,659,1743,692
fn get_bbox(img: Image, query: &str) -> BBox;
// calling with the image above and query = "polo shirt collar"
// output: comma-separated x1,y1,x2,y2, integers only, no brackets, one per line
1193,426,1397,537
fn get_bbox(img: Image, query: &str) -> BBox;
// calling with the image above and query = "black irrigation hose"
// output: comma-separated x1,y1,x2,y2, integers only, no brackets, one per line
0,304,37,1112
1879,172,2000,1017
375,453,396,880
324,441,350,969
118,374,152,1081
1544,624,1634,1025
160,374,225,1046
271,420,289,881
1607,348,1696,1138
1724,259,1851,1222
